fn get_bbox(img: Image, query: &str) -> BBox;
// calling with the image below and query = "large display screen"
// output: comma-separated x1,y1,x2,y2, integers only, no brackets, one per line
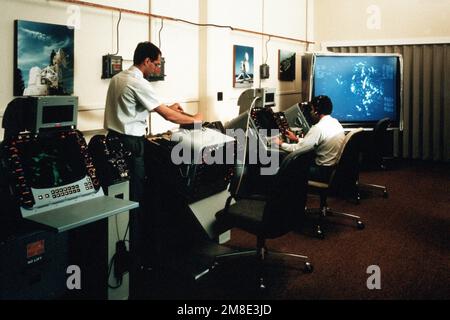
312,54,401,126
19,134,86,189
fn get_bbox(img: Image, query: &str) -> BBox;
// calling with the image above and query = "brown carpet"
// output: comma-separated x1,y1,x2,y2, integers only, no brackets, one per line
140,160,450,300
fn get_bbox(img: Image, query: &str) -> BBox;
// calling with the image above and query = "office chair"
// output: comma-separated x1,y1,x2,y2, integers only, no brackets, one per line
359,118,390,198
307,128,365,239
214,150,315,289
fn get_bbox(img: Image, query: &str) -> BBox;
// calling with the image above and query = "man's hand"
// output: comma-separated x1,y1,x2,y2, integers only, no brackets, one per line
273,136,283,146
193,113,203,122
285,130,299,142
169,103,184,113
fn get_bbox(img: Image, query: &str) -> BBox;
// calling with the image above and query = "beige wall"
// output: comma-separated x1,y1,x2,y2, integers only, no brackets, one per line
314,0,450,46
0,0,310,300
200,0,309,125
148,0,200,133
0,0,150,139
151,0,310,125
1,0,312,139
2,0,449,139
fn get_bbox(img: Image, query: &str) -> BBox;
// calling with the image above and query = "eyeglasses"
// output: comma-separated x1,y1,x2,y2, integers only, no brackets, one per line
151,61,161,68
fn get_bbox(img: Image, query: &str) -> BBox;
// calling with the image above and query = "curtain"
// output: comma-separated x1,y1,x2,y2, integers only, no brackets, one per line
328,44,450,162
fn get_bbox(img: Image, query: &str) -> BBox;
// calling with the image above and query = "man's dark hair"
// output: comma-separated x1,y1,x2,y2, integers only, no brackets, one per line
133,42,161,65
311,95,333,115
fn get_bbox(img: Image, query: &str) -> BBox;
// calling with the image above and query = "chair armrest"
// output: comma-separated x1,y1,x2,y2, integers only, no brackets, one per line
308,180,329,189
234,194,268,202
218,194,267,219
224,195,233,212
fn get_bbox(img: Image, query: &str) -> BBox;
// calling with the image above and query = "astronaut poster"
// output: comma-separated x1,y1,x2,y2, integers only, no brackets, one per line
14,20,74,96
233,45,254,88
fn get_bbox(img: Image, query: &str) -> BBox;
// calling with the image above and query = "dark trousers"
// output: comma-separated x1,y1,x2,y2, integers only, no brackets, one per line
309,163,334,183
107,130,146,293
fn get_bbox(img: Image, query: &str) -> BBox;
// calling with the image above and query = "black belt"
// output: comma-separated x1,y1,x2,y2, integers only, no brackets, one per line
108,129,145,139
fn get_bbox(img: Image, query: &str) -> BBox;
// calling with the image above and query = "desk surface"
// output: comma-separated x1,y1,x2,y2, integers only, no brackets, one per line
25,196,138,232
344,127,373,132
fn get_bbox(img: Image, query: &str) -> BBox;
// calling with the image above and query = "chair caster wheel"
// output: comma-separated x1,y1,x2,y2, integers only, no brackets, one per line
356,194,361,204
304,262,313,273
383,190,388,198
316,226,324,239
259,278,266,290
357,220,365,230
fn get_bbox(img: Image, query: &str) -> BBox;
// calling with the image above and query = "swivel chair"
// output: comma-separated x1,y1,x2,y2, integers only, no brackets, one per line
359,118,390,198
307,128,365,239
214,150,315,289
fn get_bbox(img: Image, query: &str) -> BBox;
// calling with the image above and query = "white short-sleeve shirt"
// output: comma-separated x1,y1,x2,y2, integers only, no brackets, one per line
104,66,161,136
281,115,345,166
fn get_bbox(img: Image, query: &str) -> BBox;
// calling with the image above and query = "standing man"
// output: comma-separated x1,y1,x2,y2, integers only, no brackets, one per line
103,41,202,293
104,41,202,204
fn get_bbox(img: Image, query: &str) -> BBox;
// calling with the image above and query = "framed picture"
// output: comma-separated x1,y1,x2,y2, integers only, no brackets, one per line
278,50,296,81
233,45,254,88
14,20,74,96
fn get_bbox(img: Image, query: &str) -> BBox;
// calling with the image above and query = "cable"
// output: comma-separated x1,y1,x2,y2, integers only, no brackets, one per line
55,0,313,45
174,18,234,31
259,0,265,89
305,0,309,51
115,215,120,240
261,0,265,64
111,10,122,55
107,253,122,289
234,96,260,197
265,36,271,64
109,189,131,290
123,220,130,241
158,18,164,50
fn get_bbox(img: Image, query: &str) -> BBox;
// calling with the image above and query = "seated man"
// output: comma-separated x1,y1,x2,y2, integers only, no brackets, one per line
275,95,345,182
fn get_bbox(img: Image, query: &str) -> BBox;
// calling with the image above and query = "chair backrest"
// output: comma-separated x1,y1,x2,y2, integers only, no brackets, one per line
373,118,390,140
372,117,390,158
261,150,315,238
328,128,364,194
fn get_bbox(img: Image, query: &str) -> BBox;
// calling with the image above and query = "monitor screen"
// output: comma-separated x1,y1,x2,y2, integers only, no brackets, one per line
265,92,275,103
283,103,311,133
312,54,401,126
19,134,87,189
42,105,74,124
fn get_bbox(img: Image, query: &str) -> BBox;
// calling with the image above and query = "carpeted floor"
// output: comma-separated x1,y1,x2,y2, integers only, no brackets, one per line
139,160,450,300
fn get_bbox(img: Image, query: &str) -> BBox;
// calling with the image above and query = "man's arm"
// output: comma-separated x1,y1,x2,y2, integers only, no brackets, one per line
280,126,320,153
154,104,202,124
168,103,184,113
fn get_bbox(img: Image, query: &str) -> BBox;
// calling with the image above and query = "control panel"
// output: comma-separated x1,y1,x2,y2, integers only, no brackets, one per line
146,127,235,202
250,107,291,136
2,130,100,209
87,134,130,188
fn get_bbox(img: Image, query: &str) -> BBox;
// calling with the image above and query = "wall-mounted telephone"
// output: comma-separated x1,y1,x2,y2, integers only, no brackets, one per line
102,55,123,79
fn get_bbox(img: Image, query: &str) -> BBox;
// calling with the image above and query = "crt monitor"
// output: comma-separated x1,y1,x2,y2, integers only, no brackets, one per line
237,88,276,114
2,96,78,138
2,130,99,211
262,88,275,107
284,103,311,134
310,53,403,128
35,96,78,131
20,134,86,189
